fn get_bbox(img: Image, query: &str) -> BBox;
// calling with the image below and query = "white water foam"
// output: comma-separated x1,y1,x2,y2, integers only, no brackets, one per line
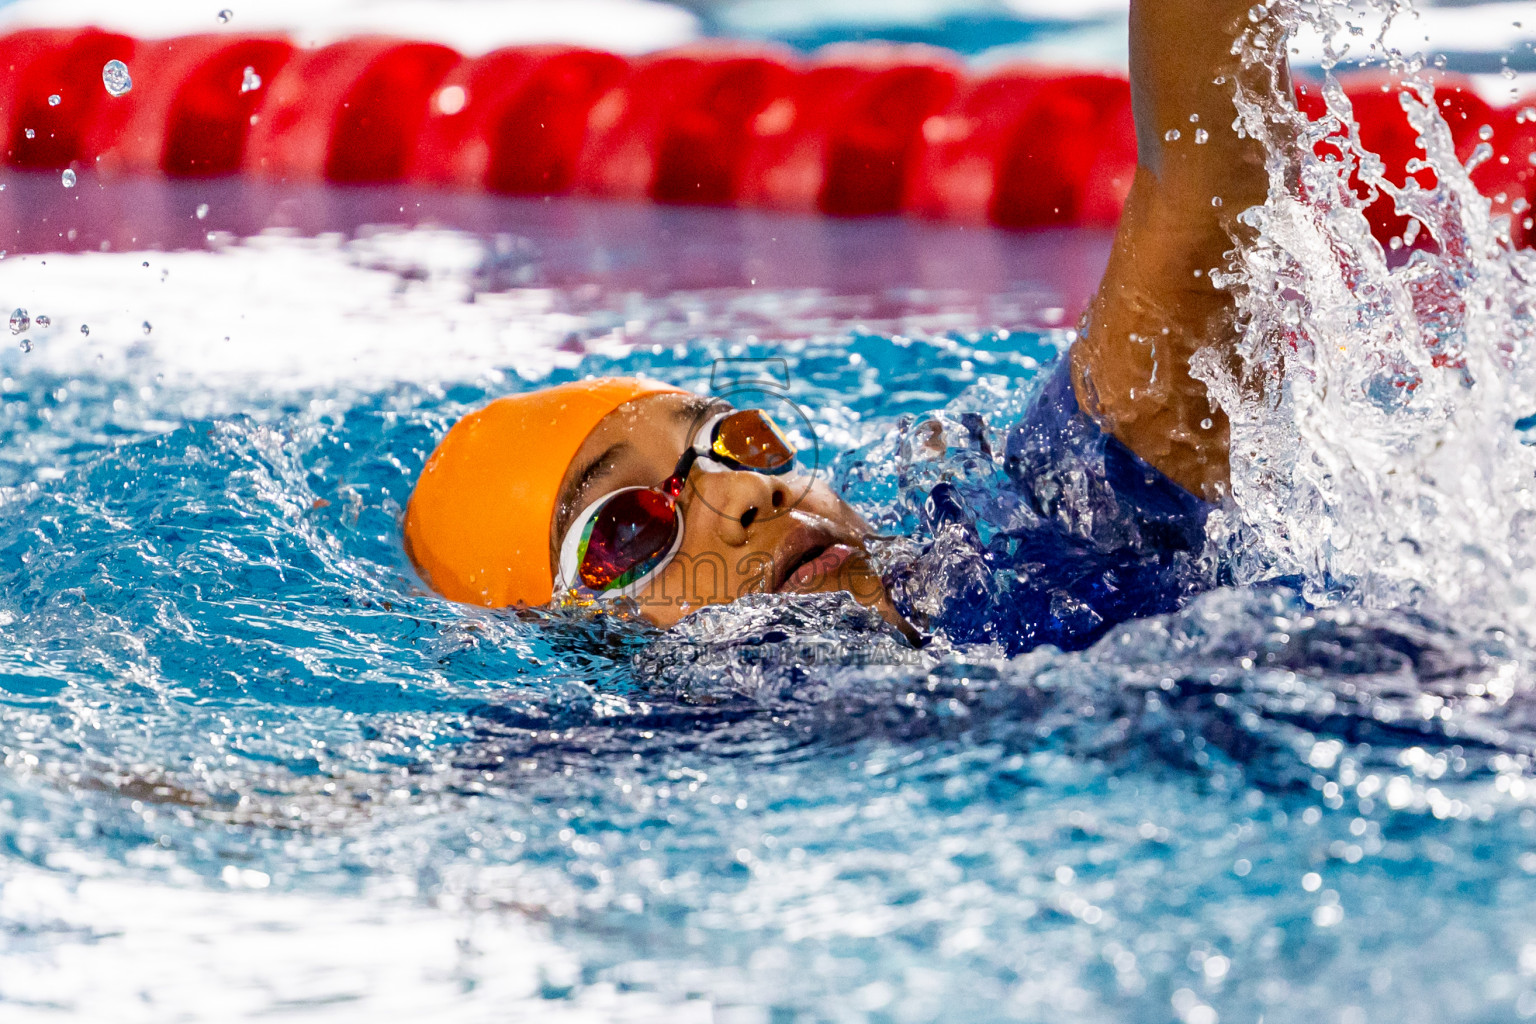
0,230,584,395
0,859,707,1023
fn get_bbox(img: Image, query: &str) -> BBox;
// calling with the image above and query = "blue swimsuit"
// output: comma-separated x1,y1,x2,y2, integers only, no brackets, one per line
889,362,1216,655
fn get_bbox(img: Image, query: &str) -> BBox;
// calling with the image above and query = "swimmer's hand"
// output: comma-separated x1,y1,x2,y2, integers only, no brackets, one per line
1070,0,1295,500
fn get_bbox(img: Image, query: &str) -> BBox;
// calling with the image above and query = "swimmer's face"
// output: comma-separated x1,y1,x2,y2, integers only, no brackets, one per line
550,393,908,632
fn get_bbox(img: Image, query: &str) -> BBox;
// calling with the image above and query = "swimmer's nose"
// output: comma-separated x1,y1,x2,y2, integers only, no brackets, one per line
687,469,790,546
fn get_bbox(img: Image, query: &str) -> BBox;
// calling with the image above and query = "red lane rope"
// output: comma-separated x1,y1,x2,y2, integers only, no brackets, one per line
4,29,1534,247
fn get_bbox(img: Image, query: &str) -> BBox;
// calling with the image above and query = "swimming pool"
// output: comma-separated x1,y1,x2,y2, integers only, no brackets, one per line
0,155,1534,1024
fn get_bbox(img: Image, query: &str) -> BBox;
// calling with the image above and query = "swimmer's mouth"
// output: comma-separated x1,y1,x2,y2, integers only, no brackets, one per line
778,544,828,588
773,522,859,594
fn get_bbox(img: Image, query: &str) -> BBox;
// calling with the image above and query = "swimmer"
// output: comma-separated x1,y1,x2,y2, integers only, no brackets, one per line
403,0,1287,653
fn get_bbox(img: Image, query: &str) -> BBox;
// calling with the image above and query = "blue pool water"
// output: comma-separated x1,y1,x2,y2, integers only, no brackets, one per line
0,170,1534,1022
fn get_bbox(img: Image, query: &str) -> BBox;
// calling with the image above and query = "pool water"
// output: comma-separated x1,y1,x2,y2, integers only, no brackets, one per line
0,170,1533,1024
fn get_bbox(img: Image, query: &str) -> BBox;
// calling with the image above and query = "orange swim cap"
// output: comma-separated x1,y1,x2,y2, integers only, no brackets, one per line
403,377,685,607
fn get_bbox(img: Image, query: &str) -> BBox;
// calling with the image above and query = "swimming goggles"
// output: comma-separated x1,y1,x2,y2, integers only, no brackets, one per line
555,409,798,600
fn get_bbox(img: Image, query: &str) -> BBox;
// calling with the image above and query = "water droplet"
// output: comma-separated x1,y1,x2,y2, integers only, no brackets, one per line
23,129,34,140
1188,113,1200,124
142,321,152,336
1195,129,1210,144
34,315,50,328
1478,124,1495,141
9,309,29,335
102,60,133,97
1165,129,1181,142
61,169,75,188
1212,196,1224,207
1201,418,1215,430
17,339,30,353
196,203,209,220
240,66,262,94
218,8,233,23
47,94,60,107
1520,106,1536,125
80,324,89,336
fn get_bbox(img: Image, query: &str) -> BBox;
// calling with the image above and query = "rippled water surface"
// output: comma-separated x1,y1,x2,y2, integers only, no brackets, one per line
0,201,1529,1024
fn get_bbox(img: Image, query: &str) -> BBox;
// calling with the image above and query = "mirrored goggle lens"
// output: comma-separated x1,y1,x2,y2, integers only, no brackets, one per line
711,410,796,472
577,489,679,591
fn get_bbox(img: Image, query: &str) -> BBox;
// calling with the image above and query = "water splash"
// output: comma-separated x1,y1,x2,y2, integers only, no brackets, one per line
1196,0,1536,647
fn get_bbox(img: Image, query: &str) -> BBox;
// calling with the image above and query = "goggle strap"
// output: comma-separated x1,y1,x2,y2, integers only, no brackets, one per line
662,449,698,498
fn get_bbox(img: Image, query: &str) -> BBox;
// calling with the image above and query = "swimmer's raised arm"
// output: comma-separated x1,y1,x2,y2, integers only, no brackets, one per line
1070,0,1294,499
